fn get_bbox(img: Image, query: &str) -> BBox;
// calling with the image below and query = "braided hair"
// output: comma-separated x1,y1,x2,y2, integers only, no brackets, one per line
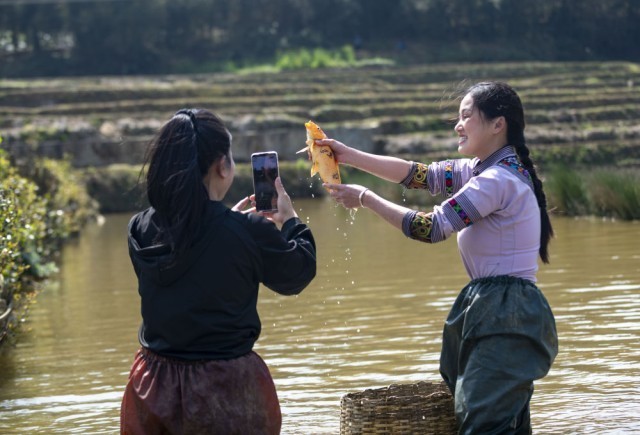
144,108,231,264
466,82,554,263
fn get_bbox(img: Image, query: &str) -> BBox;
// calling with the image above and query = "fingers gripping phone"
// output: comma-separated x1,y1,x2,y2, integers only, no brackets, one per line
251,151,279,212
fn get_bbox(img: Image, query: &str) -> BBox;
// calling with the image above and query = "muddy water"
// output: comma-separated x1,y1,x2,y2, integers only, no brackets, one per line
0,199,638,434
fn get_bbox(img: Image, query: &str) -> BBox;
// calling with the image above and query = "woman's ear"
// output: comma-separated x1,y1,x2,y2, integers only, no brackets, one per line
493,116,506,134
215,155,231,178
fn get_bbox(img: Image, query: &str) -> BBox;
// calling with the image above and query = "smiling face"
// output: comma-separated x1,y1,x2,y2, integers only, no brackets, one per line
454,93,506,160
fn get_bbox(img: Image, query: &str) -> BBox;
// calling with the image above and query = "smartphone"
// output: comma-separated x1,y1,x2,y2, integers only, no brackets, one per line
251,151,279,212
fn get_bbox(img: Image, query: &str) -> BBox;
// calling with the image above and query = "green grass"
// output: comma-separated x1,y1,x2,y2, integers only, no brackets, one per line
589,170,640,220
545,166,640,219
84,161,640,221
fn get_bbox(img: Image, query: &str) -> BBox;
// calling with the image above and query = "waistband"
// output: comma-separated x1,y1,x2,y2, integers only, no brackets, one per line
468,275,535,287
138,347,255,365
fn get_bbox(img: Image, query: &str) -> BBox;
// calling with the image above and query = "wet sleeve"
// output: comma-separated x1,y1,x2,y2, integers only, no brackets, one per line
401,170,506,243
400,158,476,197
253,217,317,295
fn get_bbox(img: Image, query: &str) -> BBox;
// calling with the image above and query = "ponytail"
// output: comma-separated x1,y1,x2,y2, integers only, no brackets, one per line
144,109,231,265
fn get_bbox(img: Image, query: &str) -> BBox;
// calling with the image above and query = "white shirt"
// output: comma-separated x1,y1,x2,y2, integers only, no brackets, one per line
401,146,540,282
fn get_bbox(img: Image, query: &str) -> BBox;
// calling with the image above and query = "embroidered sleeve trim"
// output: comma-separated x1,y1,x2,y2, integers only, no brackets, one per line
400,162,430,189
444,161,454,197
404,159,466,197
442,194,480,231
425,160,460,197
403,210,440,244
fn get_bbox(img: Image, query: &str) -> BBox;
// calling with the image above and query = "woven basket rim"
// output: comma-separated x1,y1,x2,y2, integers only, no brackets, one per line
339,380,457,435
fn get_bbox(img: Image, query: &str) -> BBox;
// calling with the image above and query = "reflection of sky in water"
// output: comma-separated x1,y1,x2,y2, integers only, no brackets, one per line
0,204,638,434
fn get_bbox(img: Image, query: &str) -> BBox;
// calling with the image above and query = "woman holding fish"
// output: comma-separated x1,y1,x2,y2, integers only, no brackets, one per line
317,82,558,434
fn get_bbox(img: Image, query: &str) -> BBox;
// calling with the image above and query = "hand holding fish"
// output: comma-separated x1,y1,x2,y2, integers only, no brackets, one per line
298,121,342,189
324,183,370,209
313,138,351,163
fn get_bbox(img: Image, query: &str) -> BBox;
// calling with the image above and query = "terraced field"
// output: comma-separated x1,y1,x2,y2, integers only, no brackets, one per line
1,61,639,169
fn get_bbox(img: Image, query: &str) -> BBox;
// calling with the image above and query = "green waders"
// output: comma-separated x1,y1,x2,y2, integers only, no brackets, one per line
440,275,558,434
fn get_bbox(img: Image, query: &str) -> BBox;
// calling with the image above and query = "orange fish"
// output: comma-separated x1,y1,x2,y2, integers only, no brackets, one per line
298,120,341,188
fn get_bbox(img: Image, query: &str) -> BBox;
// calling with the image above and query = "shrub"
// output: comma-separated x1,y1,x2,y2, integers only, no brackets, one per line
0,152,52,302
20,158,98,241
0,149,98,317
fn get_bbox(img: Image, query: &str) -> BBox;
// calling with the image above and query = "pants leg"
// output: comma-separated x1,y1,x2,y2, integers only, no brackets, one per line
453,335,539,434
120,349,281,435
439,276,558,435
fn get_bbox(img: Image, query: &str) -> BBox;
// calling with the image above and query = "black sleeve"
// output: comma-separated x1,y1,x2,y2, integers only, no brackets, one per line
252,216,317,295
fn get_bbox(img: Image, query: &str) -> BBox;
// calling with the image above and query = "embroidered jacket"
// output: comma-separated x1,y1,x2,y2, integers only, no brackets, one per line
400,146,540,282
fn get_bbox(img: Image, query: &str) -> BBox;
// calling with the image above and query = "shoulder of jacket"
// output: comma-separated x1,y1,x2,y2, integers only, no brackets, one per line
494,157,534,190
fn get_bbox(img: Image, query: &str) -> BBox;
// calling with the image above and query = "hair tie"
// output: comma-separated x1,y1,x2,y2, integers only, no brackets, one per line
175,109,198,132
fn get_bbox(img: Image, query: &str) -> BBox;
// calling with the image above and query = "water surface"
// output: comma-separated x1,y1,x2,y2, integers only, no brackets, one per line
0,199,639,434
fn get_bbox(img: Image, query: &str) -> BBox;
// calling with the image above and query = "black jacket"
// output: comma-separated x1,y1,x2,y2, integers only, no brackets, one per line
127,200,316,360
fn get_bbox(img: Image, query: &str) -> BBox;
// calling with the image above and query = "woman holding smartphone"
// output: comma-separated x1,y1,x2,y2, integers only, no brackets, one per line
120,109,316,434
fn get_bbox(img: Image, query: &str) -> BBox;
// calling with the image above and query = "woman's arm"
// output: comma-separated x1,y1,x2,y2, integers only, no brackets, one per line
325,183,410,231
316,138,413,183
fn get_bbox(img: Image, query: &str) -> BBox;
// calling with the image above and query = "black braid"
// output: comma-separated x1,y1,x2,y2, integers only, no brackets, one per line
510,129,554,263
467,81,554,264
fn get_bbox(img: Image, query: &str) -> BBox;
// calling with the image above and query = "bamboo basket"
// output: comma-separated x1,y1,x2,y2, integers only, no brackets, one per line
340,381,457,434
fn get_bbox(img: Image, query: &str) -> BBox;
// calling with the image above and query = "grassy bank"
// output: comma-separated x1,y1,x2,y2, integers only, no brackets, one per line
545,166,640,220
85,160,640,221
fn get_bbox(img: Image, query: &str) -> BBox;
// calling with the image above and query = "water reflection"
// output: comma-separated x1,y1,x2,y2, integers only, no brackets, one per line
0,199,638,434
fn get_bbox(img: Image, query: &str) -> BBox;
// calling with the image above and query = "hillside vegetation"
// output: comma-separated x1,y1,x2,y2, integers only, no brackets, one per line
2,61,639,165
1,61,639,218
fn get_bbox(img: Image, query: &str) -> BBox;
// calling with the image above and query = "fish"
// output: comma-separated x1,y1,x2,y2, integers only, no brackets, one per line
298,120,341,189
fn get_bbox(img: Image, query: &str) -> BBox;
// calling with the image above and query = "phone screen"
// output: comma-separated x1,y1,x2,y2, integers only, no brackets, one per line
251,152,279,212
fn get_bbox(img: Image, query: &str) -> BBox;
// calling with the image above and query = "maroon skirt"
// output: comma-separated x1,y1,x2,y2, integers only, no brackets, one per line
120,348,281,435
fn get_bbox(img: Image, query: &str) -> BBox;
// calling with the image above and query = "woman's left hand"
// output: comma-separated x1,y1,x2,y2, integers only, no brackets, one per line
232,195,256,214
324,183,369,209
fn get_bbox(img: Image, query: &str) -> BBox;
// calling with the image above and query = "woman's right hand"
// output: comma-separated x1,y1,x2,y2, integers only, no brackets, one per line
315,138,352,165
261,177,298,226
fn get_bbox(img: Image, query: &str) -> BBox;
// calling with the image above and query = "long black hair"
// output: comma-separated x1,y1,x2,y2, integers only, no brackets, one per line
143,108,231,261
466,81,554,263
